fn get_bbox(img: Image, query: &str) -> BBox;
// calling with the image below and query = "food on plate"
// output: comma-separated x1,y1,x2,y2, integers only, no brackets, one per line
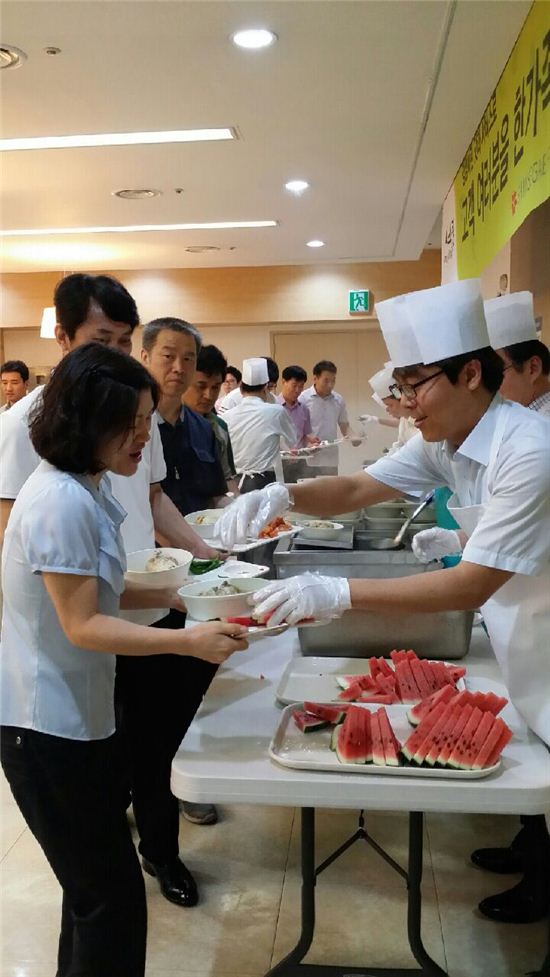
225,612,314,628
144,551,182,572
292,693,512,771
407,688,508,727
292,710,331,733
258,516,293,539
335,650,466,704
192,513,219,525
402,699,512,770
197,581,241,597
303,520,336,529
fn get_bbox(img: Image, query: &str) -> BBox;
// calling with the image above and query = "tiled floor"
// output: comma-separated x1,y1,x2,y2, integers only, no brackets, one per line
1,772,547,977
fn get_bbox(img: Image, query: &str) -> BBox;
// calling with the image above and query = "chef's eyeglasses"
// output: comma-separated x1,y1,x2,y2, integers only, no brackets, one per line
389,370,445,402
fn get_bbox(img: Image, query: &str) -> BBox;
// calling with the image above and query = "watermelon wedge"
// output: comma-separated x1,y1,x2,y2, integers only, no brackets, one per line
335,706,372,764
411,701,457,765
436,703,474,766
358,693,396,705
338,680,369,702
335,674,370,690
409,658,432,699
471,720,513,770
423,702,466,766
293,710,330,733
402,700,451,762
394,659,421,702
370,711,386,766
377,708,401,766
407,685,458,726
303,702,347,724
447,707,484,769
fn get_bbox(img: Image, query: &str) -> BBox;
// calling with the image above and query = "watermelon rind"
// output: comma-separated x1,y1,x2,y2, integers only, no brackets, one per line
303,701,347,724
293,710,330,733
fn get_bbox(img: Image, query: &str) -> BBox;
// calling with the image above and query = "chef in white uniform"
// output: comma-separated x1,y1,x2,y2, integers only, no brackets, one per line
361,361,418,454
216,278,550,923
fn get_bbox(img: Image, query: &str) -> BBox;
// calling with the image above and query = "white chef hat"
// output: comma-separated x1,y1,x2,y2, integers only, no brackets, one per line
484,291,537,348
242,357,269,385
374,295,422,367
405,278,490,363
368,361,394,403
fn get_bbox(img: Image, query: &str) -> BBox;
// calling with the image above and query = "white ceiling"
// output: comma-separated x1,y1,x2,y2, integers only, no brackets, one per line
0,0,530,273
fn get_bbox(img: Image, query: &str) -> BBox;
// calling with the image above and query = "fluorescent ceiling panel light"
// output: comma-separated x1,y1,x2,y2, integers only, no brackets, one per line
0,128,235,152
306,239,325,248
232,28,277,49
1,220,278,237
285,180,309,195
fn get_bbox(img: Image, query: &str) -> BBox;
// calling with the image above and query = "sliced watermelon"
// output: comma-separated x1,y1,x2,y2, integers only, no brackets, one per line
337,680,369,702
394,659,421,702
402,700,452,762
460,711,497,770
370,711,386,765
373,673,398,697
446,664,466,683
411,701,457,764
358,692,396,705
377,707,401,766
453,689,507,717
437,703,474,766
472,720,513,770
335,706,372,764
390,649,408,665
303,702,347,724
408,658,432,699
375,657,394,678
407,685,458,726
293,710,330,733
336,673,367,690
423,702,465,766
226,615,258,627
447,707,484,769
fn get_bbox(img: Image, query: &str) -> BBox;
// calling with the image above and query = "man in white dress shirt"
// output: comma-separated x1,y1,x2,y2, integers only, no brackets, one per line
0,360,29,413
485,291,550,417
300,359,360,475
224,358,296,493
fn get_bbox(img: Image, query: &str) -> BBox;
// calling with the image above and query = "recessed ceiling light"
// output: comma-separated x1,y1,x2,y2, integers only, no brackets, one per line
113,188,161,200
285,180,309,195
1,220,278,237
231,28,277,50
306,239,325,248
0,127,235,152
0,45,27,70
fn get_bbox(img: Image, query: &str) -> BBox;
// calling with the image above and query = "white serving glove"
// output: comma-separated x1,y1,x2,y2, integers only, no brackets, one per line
215,482,290,550
250,572,351,627
359,414,379,424
411,527,463,564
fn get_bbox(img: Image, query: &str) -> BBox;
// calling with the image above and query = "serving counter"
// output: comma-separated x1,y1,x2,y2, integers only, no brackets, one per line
172,626,550,977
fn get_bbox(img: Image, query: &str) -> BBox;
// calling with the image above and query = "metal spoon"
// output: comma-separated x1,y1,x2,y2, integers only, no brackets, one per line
369,491,435,551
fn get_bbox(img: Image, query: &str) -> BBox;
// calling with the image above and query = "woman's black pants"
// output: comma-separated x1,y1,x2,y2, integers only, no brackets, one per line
1,725,147,977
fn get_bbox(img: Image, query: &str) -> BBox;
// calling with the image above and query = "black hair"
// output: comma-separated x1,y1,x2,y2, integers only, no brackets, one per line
142,316,202,354
282,364,307,383
504,339,550,376
54,274,139,339
313,360,337,376
241,382,267,394
226,365,242,383
1,359,29,383
196,344,228,379
265,356,279,384
30,343,159,475
393,348,504,395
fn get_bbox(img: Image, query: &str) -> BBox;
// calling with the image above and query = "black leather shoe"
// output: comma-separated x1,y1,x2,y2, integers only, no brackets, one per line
478,881,550,924
142,857,198,907
180,801,218,825
471,845,525,874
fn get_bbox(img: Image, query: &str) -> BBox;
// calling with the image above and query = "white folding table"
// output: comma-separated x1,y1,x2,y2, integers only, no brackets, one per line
172,627,550,977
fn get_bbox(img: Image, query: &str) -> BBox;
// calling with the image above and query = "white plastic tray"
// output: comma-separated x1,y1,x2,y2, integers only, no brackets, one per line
270,702,500,780
209,526,303,553
275,655,465,706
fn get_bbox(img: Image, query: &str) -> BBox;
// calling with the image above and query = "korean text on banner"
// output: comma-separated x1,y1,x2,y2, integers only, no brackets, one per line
454,1,549,280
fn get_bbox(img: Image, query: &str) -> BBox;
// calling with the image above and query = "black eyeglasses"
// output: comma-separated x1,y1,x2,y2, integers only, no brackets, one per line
389,370,445,402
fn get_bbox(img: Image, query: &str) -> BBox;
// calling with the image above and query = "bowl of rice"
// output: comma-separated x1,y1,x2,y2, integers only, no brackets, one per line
178,577,270,621
125,548,193,588
184,509,222,539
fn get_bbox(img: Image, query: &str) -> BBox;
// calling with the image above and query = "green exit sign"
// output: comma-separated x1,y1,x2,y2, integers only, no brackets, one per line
348,289,369,314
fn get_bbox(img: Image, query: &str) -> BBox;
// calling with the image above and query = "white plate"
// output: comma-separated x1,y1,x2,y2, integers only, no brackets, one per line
275,655,465,706
269,703,501,780
216,560,270,578
243,624,290,643
209,526,303,554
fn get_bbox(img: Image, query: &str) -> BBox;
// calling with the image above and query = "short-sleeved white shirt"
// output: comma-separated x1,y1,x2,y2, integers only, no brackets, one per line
0,462,126,740
217,387,277,414
299,386,349,468
225,397,297,474
366,395,550,577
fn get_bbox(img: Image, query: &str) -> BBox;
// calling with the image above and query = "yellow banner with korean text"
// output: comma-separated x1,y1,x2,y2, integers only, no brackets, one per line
454,1,549,279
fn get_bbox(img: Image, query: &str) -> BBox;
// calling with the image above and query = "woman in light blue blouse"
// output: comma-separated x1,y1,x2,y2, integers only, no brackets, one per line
0,343,247,977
